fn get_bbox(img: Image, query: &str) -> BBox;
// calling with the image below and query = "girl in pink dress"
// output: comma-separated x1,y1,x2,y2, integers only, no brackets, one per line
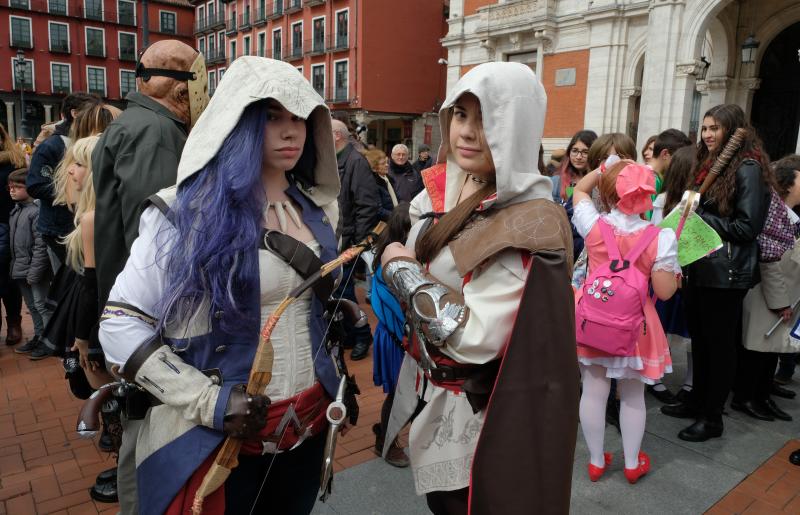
572,160,680,484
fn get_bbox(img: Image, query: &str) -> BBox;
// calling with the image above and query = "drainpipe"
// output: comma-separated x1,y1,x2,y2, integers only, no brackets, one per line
143,0,150,47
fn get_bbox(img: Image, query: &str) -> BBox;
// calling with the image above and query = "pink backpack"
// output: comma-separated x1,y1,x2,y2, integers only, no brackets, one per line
576,220,660,356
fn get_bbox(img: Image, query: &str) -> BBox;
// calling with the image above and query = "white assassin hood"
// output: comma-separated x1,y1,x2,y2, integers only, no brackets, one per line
438,62,552,211
173,56,340,227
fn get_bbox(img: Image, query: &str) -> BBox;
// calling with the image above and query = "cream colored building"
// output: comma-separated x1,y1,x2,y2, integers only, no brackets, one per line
443,0,800,159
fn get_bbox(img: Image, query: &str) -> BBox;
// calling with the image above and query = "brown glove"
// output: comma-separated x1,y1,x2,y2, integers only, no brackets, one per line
223,384,270,439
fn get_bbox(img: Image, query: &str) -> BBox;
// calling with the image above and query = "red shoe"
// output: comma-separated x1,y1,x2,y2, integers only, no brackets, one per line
624,451,651,484
588,453,613,482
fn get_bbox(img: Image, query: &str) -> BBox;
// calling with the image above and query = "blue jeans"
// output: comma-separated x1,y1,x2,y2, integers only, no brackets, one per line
17,279,51,337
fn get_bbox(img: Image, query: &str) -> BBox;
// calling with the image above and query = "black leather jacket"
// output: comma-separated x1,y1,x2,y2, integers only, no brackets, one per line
687,159,769,290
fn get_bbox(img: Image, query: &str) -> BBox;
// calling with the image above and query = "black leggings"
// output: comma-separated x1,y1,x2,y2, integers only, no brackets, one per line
426,487,469,515
685,285,748,421
224,432,325,515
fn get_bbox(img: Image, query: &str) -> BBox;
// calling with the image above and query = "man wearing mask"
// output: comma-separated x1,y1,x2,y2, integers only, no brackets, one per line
91,39,209,513
332,118,379,360
389,143,424,202
412,144,434,174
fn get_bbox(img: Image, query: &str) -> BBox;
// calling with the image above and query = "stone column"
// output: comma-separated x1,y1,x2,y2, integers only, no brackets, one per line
636,0,695,148
696,76,732,117
43,104,53,123
583,12,631,135
4,102,16,139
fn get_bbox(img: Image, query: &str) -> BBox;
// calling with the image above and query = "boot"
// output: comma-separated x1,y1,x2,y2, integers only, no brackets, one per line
372,423,409,467
5,316,21,346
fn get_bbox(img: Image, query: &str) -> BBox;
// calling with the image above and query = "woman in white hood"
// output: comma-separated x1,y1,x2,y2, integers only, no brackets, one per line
381,62,579,514
99,57,355,514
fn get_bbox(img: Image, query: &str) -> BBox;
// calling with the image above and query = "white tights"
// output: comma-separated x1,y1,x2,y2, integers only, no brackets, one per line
579,365,647,470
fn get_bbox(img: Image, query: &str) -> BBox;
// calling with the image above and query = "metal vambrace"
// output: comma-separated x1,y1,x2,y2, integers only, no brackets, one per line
121,335,224,430
383,257,468,346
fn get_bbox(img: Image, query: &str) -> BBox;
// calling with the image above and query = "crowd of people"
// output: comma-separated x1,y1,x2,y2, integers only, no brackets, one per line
1,41,798,515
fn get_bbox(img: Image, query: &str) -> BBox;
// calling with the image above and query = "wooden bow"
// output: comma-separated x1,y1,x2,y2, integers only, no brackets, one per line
191,222,385,515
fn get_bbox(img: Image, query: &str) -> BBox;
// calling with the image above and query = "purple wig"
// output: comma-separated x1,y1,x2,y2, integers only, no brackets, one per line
157,101,269,332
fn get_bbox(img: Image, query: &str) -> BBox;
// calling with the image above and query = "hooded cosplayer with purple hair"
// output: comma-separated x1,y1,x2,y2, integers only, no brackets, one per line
98,57,350,514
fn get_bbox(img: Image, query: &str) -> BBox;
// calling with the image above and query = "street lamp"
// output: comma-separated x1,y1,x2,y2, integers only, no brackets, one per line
14,49,27,139
741,34,760,64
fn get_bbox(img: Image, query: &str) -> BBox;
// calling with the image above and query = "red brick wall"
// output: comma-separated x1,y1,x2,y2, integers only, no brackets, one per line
464,0,496,16
542,49,589,138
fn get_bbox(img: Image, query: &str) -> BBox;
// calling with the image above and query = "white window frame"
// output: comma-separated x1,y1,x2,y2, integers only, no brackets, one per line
272,27,282,59
311,62,325,98
83,0,104,20
159,10,177,34
257,31,266,57
11,57,35,90
311,15,325,50
47,0,69,16
229,39,237,60
119,68,136,98
334,8,349,46
117,0,136,25
208,70,217,92
9,15,33,48
197,5,205,22
243,35,251,56
197,36,206,55
86,65,107,96
47,21,70,53
206,0,214,18
291,20,303,54
333,58,349,100
84,26,106,57
118,31,137,61
50,61,72,94
218,67,226,80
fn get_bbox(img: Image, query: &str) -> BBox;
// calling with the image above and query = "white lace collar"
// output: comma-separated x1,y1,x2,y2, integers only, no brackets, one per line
601,208,650,235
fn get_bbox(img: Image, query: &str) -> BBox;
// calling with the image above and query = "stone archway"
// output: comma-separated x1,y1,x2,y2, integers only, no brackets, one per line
751,21,800,158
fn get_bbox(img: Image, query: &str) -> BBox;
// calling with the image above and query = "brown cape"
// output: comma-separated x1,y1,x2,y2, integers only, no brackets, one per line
469,248,579,515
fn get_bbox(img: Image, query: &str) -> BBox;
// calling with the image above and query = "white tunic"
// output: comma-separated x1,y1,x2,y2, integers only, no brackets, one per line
404,219,527,495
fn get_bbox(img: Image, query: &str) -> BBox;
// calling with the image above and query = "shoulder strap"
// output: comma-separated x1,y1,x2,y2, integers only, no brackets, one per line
260,230,334,302
597,219,622,262
623,225,660,266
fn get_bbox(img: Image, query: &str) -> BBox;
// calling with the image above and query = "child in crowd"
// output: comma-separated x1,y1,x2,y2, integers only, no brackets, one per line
8,169,51,352
370,202,412,468
573,160,679,484
650,145,697,404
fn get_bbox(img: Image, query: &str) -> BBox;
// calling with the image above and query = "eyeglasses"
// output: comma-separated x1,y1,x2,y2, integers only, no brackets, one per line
570,148,589,157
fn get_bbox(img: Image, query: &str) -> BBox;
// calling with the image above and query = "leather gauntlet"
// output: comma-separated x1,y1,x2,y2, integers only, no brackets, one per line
383,257,468,346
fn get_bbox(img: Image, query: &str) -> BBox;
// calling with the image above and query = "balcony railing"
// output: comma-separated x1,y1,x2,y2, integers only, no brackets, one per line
272,46,282,60
194,13,225,33
253,8,267,26
305,0,325,6
226,18,237,35
10,37,33,49
48,0,67,15
267,1,283,20
285,0,302,13
306,37,325,55
329,33,349,51
118,12,136,26
88,86,105,96
10,0,30,9
330,87,348,103
14,79,35,91
49,41,69,53
205,47,226,65
286,44,303,60
85,5,103,21
239,12,252,31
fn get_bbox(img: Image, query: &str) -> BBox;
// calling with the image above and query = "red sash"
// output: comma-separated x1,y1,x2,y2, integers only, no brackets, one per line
166,383,330,515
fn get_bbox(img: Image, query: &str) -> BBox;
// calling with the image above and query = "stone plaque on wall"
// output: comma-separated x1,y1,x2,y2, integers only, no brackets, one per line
555,68,576,86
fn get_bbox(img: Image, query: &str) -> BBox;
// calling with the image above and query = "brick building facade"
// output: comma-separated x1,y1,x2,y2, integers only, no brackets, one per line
0,0,194,140
193,0,448,155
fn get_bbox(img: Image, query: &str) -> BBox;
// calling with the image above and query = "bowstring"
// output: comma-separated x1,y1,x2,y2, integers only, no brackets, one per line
247,252,361,514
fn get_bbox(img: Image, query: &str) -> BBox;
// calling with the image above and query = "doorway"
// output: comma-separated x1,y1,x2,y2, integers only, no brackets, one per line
751,22,800,159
